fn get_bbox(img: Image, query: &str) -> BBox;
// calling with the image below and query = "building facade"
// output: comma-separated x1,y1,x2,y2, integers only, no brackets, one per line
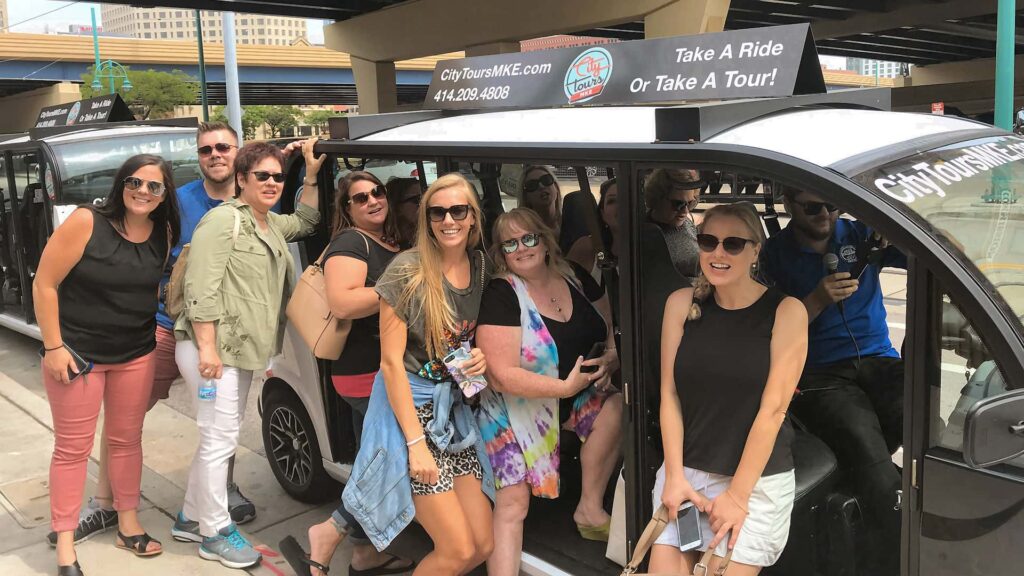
100,6,307,45
0,0,8,34
846,57,903,79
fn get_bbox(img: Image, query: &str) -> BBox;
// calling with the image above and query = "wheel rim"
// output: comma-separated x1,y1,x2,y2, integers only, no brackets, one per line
268,405,313,488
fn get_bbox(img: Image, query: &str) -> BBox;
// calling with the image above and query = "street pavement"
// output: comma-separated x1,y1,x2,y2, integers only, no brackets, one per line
0,328,401,576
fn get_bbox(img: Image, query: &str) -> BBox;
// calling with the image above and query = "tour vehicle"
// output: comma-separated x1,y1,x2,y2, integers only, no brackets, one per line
0,119,200,339
261,86,1024,576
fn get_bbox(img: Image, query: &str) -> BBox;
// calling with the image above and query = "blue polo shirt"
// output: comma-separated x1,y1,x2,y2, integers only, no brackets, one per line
156,179,224,330
761,219,906,366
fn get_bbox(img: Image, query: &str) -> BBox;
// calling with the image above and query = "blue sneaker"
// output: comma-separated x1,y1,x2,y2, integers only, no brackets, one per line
199,523,261,569
171,511,202,543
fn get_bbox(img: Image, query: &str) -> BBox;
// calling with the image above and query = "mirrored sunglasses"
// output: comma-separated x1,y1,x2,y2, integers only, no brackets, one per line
500,232,541,254
197,143,237,156
426,204,470,222
696,233,754,255
123,176,166,197
349,185,387,205
251,170,286,183
523,174,555,194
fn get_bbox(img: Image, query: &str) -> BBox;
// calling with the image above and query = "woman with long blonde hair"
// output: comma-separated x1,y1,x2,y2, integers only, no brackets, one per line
341,173,495,575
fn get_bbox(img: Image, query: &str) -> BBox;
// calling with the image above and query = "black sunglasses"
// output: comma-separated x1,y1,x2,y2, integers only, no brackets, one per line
250,171,286,183
696,233,754,255
669,197,699,213
523,174,555,194
123,176,166,197
793,199,839,216
349,185,387,205
400,194,422,206
197,143,237,156
426,204,471,222
500,232,541,254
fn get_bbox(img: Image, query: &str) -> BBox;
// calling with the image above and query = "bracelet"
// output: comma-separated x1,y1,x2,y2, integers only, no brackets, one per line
44,343,64,352
303,180,319,187
406,434,425,447
725,489,749,513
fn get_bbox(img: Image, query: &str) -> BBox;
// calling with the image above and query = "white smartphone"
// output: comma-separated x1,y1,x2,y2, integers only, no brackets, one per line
676,502,703,552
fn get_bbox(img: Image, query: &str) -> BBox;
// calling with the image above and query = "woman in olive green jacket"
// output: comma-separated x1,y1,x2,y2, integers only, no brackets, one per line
174,139,325,569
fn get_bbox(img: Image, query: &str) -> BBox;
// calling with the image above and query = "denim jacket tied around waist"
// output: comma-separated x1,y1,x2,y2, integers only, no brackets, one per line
342,370,495,551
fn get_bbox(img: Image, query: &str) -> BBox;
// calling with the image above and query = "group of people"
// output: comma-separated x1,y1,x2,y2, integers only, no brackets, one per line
35,126,905,576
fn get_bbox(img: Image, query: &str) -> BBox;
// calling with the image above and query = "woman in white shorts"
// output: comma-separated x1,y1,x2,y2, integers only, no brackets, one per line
652,203,808,575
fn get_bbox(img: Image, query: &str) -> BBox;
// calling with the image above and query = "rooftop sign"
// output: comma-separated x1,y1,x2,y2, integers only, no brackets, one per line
34,94,134,129
426,24,824,110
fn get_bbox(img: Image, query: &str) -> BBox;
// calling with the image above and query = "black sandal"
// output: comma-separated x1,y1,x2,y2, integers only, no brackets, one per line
115,531,162,557
56,560,84,576
280,536,330,575
348,555,417,576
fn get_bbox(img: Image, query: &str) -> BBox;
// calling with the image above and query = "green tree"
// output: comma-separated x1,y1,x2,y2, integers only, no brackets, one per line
212,105,268,141
304,110,338,134
263,105,303,138
81,66,197,120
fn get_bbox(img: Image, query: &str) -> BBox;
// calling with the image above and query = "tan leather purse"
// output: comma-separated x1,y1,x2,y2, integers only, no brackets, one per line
165,208,240,321
620,505,733,576
285,234,369,360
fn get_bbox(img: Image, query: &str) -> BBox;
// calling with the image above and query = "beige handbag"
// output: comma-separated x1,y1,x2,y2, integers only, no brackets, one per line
285,234,369,360
620,505,733,576
165,208,240,321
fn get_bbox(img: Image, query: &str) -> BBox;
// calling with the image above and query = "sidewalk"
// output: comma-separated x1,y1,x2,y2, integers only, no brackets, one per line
0,365,360,576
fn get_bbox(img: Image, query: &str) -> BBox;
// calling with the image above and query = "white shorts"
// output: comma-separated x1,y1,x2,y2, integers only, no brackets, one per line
651,464,796,567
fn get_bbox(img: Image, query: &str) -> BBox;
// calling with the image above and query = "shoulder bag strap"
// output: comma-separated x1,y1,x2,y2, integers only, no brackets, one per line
163,223,173,272
231,206,241,244
693,545,733,576
621,505,670,573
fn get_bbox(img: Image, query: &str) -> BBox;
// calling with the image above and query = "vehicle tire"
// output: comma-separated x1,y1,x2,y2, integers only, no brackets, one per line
261,389,336,503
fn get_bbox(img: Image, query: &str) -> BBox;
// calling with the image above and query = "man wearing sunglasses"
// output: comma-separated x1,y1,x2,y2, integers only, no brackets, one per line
760,186,907,576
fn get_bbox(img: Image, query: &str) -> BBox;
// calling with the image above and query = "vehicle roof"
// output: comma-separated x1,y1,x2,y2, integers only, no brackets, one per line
360,105,991,170
1,125,197,147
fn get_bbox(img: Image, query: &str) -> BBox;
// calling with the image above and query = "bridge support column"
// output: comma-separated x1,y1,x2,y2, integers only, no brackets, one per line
0,82,80,132
645,0,731,38
351,56,398,114
466,41,520,57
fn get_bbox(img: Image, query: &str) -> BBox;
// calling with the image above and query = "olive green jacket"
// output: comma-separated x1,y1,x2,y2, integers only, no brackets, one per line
175,199,320,370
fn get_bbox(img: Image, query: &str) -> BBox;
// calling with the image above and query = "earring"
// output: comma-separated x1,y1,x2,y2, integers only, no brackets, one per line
750,261,759,276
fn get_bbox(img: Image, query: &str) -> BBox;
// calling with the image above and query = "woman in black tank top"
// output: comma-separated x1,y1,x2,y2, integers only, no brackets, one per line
34,155,180,575
650,203,808,574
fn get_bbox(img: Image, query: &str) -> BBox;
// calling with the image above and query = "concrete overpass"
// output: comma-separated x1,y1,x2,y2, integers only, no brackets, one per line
95,0,1023,116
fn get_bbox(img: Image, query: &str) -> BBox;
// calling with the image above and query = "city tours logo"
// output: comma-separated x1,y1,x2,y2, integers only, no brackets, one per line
564,47,613,104
66,101,82,126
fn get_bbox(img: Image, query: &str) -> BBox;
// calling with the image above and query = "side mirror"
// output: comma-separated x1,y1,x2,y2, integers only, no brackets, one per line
963,389,1024,468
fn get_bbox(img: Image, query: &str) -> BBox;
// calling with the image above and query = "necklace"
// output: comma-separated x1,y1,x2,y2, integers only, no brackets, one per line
550,295,562,314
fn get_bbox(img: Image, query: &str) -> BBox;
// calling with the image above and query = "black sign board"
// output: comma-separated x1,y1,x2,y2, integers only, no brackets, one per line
34,94,134,129
426,24,824,110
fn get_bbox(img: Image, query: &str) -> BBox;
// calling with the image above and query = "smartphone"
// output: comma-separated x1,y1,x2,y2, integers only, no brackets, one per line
38,345,94,382
579,342,606,374
676,502,703,552
442,343,487,397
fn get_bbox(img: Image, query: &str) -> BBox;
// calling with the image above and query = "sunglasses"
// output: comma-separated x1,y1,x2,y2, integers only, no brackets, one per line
197,143,237,156
793,199,839,216
400,194,422,206
500,232,541,254
349,185,387,205
669,197,699,213
426,204,471,222
250,171,286,183
123,176,166,197
696,233,754,255
523,174,555,194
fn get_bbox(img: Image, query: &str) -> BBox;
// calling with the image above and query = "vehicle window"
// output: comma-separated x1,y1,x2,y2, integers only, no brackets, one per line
51,132,200,205
853,135,1024,330
335,158,438,188
929,293,1022,468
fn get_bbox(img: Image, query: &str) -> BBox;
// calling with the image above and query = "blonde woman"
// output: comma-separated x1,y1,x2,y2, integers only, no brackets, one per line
476,208,621,576
652,204,808,575
342,173,494,576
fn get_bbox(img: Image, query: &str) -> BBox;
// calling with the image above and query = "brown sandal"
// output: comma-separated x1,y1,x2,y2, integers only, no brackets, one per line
115,531,163,557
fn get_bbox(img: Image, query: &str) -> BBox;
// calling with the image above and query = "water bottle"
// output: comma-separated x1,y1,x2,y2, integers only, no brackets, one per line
198,380,217,401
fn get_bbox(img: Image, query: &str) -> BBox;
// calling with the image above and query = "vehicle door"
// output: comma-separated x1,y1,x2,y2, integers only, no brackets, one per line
1,146,54,322
852,136,1024,576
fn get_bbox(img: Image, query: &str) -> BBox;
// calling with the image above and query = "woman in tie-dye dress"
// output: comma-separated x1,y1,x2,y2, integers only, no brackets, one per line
476,208,623,576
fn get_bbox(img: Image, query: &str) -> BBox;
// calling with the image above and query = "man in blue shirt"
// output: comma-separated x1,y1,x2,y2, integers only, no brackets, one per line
762,185,906,576
48,122,259,546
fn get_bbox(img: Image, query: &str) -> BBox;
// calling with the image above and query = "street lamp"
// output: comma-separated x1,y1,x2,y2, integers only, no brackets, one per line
94,60,133,95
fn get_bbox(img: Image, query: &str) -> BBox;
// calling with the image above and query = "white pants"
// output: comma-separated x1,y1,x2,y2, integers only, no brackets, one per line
176,340,254,537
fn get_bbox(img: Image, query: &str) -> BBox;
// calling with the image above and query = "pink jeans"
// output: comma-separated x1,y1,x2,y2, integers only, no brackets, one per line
45,352,155,532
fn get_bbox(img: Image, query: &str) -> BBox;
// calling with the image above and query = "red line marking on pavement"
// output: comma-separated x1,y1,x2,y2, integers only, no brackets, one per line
252,545,286,576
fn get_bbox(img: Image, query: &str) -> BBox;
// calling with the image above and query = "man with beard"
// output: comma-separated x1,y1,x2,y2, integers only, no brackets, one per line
761,185,906,576
46,122,259,548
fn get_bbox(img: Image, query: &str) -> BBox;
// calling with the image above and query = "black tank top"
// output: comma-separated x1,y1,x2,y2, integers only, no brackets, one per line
59,210,166,364
674,286,794,476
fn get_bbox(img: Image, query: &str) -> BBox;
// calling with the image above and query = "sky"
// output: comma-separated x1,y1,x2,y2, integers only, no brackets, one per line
6,1,327,43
